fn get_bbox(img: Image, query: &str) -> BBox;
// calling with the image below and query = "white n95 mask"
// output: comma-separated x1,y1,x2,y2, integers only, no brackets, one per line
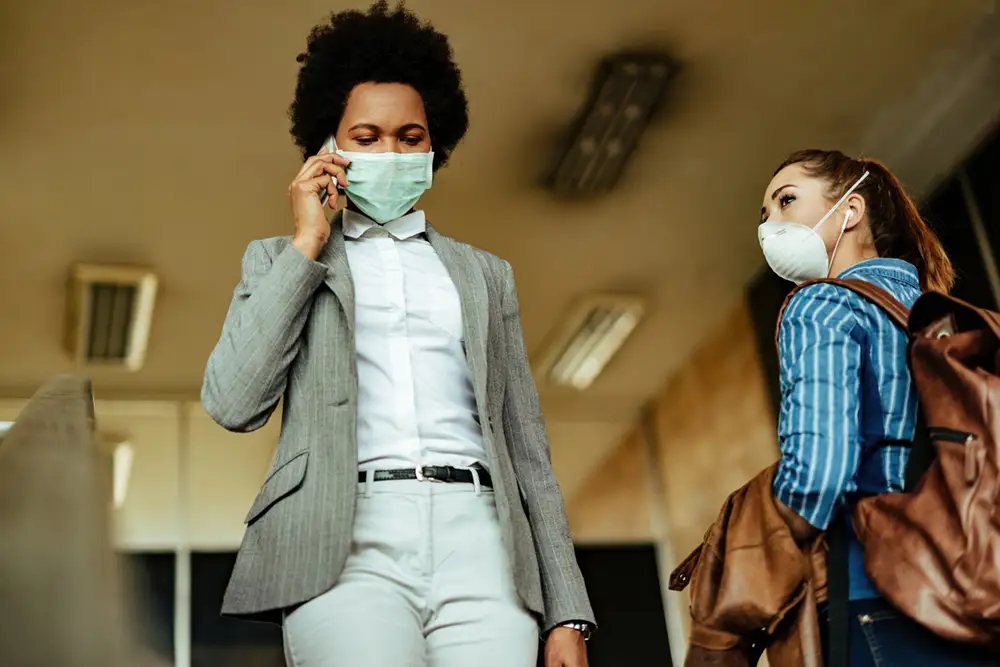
757,171,869,284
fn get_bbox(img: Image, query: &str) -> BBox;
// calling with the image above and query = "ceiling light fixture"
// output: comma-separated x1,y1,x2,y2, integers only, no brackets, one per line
536,294,646,390
111,441,134,510
546,51,677,196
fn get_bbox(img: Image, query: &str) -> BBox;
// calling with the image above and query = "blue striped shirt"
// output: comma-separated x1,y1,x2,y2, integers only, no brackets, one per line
773,259,921,597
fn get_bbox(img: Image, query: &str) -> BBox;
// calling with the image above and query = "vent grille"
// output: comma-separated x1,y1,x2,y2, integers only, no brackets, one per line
86,283,137,361
536,294,645,390
66,265,158,371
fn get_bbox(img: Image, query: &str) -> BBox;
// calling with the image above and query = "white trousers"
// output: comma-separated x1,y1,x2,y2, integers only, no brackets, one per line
282,479,539,667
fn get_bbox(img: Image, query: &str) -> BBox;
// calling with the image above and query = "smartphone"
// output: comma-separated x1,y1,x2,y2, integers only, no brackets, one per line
318,135,341,207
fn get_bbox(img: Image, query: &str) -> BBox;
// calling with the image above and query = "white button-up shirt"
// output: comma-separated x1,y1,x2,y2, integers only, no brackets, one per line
343,209,488,471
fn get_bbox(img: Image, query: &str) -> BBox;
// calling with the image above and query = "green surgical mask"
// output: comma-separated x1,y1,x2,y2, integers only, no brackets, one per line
328,138,434,223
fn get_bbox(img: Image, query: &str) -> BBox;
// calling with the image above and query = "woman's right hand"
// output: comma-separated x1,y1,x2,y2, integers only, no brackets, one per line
289,149,351,260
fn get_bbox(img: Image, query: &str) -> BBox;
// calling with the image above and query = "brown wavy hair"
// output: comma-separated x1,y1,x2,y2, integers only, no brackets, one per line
775,149,954,293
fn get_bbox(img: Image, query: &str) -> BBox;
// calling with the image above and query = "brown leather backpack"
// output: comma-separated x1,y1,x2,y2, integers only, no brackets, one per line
777,278,1000,651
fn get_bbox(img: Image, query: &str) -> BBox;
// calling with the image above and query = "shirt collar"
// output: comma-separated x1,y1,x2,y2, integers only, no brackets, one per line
342,208,426,241
838,258,920,288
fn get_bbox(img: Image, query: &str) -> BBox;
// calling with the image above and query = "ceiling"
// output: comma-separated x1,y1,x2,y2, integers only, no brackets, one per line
1,0,996,496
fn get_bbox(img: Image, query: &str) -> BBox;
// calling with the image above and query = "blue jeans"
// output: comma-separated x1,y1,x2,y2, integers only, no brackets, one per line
819,598,999,666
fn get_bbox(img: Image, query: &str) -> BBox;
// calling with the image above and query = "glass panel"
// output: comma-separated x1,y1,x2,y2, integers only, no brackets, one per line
190,553,283,667
123,552,176,663
566,545,673,667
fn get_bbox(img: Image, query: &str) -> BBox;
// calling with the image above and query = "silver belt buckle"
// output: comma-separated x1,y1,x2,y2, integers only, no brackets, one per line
416,466,443,483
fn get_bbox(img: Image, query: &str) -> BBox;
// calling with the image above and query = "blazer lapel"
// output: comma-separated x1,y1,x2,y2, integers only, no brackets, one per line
317,212,355,331
427,224,489,393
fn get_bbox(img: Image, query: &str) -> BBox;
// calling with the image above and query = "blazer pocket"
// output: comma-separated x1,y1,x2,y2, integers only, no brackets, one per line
515,476,531,517
244,450,309,524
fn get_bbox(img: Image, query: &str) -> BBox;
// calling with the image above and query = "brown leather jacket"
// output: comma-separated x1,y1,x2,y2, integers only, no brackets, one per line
669,465,828,667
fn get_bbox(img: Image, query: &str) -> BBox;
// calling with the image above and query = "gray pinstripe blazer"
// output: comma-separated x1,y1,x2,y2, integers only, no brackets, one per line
202,217,594,630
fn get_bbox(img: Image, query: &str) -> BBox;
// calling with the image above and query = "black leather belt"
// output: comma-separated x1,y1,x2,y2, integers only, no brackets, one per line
358,465,493,488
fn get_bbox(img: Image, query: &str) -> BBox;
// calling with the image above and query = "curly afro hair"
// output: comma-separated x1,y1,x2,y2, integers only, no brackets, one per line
290,1,469,171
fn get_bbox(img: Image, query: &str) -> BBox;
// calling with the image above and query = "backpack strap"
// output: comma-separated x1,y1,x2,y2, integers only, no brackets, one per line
774,278,911,350
825,512,852,667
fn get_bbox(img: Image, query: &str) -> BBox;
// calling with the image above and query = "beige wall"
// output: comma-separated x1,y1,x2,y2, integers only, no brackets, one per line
650,303,779,561
566,429,654,544
566,302,778,550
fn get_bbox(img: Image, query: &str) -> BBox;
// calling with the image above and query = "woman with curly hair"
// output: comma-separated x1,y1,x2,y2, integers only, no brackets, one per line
201,3,594,666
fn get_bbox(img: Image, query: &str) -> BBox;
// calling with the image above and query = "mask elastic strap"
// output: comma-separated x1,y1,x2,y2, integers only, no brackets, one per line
817,170,869,277
826,210,852,277
813,170,870,232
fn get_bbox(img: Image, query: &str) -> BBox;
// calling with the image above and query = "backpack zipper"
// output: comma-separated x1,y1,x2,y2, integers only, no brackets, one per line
927,427,977,444
928,427,980,483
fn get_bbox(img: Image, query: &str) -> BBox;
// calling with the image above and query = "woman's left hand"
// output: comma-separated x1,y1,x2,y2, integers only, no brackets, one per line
544,627,589,667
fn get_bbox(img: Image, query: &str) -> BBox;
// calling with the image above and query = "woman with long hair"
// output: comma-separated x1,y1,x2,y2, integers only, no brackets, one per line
758,149,995,665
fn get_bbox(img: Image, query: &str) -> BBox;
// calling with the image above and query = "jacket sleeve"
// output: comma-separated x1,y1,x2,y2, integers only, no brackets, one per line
499,260,596,631
201,240,328,432
773,285,865,530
